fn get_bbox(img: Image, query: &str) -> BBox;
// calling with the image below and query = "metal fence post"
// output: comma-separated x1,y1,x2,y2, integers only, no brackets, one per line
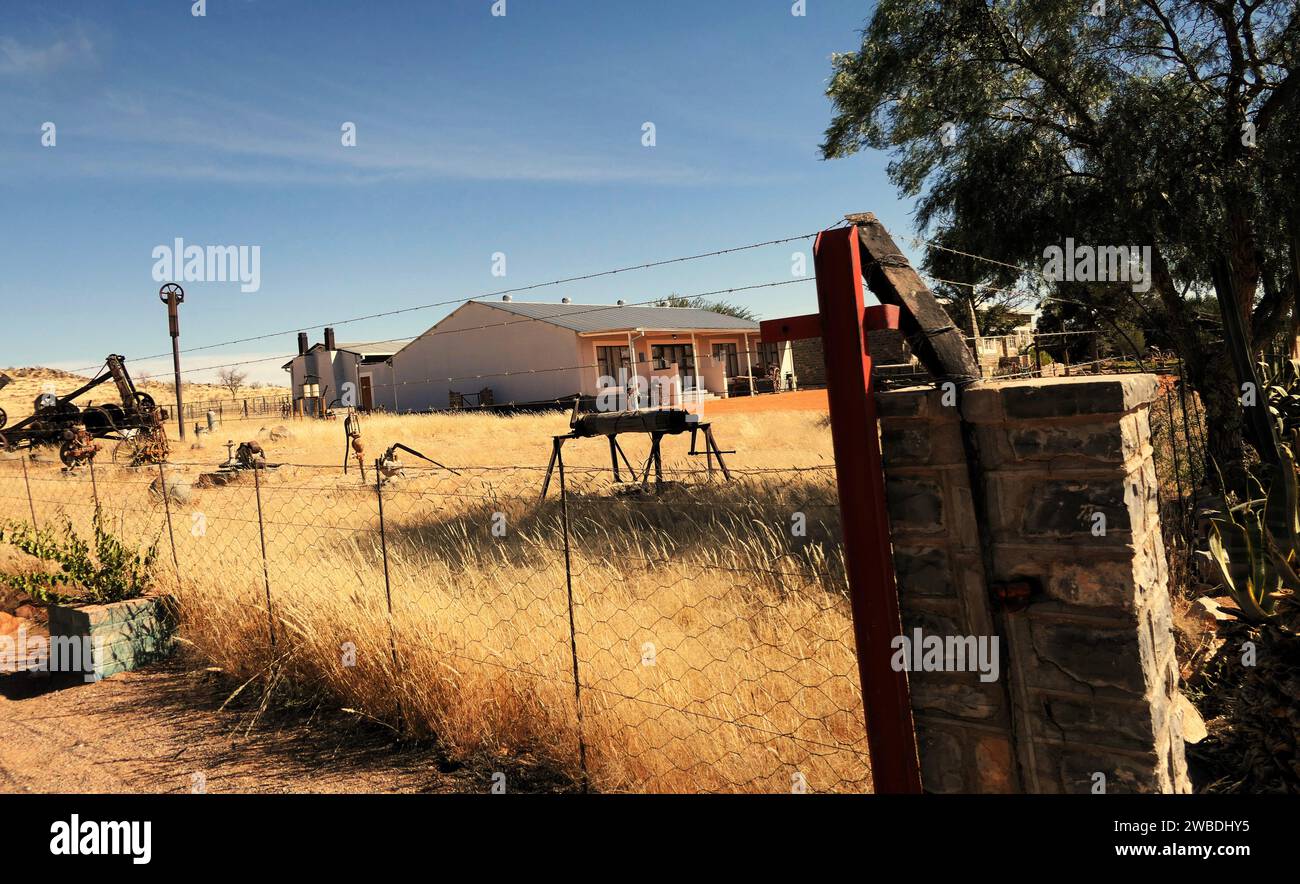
555,439,590,790
89,456,101,516
374,459,404,730
156,461,180,581
252,467,276,647
20,455,37,528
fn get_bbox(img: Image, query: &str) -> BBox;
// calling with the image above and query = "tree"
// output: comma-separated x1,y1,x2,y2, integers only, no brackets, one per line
217,367,248,397
822,0,1299,487
656,294,760,321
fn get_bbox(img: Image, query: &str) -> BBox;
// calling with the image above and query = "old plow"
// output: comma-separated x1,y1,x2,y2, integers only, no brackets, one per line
0,355,170,467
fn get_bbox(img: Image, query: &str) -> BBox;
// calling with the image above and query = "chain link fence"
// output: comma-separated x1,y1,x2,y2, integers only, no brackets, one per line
0,449,870,793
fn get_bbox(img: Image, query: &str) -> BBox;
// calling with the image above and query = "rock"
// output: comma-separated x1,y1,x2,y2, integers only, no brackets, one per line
0,611,26,636
1174,693,1208,744
1196,596,1237,622
149,474,193,504
268,425,293,441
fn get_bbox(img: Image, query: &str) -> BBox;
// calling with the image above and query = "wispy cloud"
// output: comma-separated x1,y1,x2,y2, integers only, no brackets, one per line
2,75,760,186
0,26,96,76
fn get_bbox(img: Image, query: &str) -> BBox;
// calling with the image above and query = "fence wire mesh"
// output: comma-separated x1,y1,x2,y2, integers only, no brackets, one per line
0,446,871,793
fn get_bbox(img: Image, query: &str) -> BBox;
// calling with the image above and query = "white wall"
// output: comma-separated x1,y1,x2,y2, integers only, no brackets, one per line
363,360,396,411
391,302,585,411
286,349,363,409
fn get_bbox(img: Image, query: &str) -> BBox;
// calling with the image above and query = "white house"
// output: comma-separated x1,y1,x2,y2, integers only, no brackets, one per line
383,298,793,412
281,328,411,413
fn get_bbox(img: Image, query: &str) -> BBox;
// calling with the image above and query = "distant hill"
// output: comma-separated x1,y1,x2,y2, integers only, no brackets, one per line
0,365,289,423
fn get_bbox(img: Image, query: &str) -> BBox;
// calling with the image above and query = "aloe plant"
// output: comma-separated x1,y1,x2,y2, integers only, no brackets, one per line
1206,446,1300,621
1259,355,1300,437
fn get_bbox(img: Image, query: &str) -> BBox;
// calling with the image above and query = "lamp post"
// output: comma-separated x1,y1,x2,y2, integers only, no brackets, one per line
159,283,186,440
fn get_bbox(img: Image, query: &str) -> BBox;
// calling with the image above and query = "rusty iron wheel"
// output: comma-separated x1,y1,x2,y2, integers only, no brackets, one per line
59,440,83,468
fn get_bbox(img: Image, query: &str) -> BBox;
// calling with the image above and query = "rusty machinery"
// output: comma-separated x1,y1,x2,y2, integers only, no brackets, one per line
220,439,268,471
58,425,101,469
194,439,274,487
0,356,169,466
375,443,459,484
343,411,458,484
538,399,733,500
342,410,366,480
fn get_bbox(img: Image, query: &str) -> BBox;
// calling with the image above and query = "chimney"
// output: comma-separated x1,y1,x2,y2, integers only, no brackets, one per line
324,327,336,350
297,332,309,356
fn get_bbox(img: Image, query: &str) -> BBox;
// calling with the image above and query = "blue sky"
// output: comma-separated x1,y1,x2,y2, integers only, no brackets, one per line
0,0,914,385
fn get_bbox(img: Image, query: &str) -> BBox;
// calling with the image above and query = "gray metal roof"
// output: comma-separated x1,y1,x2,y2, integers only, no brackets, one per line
335,339,412,358
480,301,759,333
281,339,412,369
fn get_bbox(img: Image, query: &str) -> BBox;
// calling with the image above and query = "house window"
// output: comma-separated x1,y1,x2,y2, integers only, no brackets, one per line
596,346,630,381
757,342,779,374
651,344,693,371
712,343,740,377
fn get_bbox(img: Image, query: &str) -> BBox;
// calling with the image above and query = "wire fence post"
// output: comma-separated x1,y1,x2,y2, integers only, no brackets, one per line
156,461,181,583
252,466,276,648
374,459,405,732
555,438,589,791
20,454,37,528
89,456,101,516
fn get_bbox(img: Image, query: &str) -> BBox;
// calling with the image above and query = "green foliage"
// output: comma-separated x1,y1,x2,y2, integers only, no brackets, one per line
1020,346,1054,366
655,294,758,321
821,1,1298,281
1259,356,1300,437
821,0,1300,481
1207,447,1300,622
978,304,1029,337
0,513,156,605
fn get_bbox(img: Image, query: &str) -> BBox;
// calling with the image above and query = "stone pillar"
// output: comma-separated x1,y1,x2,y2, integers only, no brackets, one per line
877,375,1191,794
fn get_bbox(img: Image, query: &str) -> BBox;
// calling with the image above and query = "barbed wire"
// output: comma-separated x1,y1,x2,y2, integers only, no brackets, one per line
63,230,821,376
130,276,814,383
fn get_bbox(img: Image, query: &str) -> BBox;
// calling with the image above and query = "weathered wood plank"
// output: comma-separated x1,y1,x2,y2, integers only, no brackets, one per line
848,213,981,384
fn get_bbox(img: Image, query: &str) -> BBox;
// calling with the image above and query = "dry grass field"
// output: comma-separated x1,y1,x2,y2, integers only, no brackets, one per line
0,397,872,793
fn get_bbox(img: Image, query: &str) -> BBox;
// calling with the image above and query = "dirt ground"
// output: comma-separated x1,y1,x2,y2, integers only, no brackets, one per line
0,654,555,794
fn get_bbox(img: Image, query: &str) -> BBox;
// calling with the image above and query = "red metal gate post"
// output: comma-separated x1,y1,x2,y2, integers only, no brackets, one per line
763,226,922,793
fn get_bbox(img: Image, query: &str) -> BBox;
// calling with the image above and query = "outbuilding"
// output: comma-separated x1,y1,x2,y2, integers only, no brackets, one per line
281,327,411,413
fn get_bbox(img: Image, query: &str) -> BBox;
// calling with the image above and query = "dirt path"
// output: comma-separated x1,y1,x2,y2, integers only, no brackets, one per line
0,657,485,794
703,389,828,414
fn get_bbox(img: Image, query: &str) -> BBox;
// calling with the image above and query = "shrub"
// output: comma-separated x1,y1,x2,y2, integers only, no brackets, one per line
0,513,157,605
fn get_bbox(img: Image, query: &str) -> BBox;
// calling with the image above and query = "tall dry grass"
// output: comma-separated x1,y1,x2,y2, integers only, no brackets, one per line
0,406,870,792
